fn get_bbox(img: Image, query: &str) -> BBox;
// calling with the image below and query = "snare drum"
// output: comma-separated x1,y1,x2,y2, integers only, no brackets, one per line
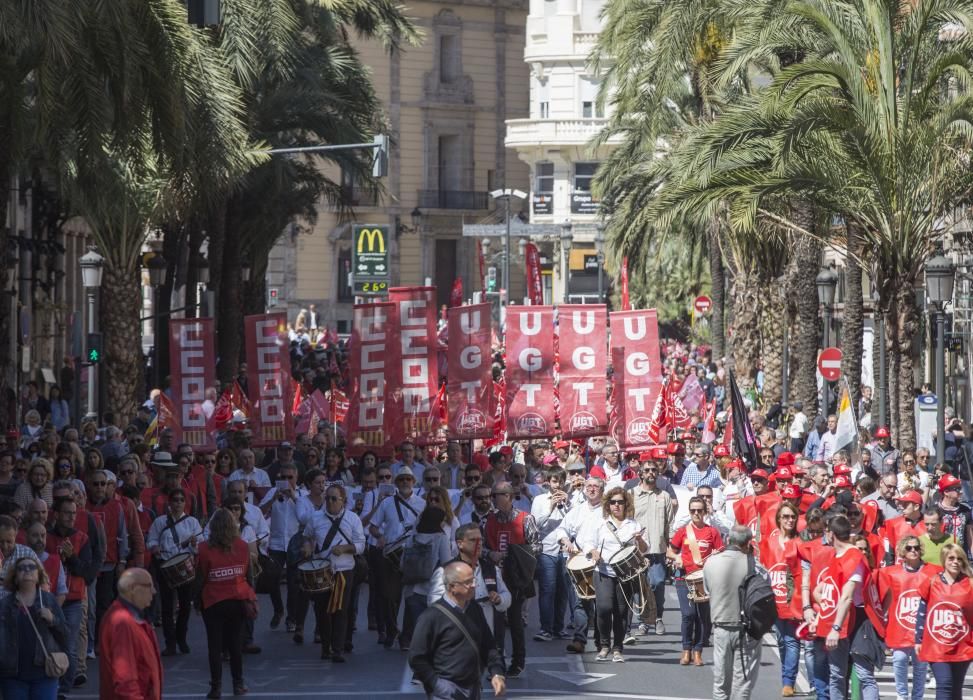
298,559,334,594
608,545,648,582
685,570,709,603
160,553,196,588
382,533,410,572
566,553,596,600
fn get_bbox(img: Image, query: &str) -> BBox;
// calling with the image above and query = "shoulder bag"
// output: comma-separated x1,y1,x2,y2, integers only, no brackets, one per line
22,597,68,678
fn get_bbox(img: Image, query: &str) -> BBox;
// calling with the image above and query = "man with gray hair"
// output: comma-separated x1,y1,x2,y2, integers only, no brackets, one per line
702,525,763,700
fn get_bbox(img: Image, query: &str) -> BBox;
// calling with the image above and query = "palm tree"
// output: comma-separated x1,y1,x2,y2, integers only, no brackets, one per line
648,0,973,448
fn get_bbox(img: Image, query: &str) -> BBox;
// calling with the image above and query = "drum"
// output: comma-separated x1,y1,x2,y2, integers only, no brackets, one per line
608,545,648,582
383,533,410,572
160,553,196,588
685,570,709,602
566,554,596,600
298,559,334,594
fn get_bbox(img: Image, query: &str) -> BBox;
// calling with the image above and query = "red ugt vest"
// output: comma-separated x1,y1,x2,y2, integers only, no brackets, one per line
879,563,940,649
917,574,973,663
46,528,89,602
760,531,803,621
484,511,527,553
811,545,865,639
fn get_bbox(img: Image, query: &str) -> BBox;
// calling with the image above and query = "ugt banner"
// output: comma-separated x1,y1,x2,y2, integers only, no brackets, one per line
525,243,544,306
244,313,295,446
610,309,663,449
388,286,442,445
347,302,395,455
505,306,557,439
446,303,494,439
168,319,216,449
557,305,608,438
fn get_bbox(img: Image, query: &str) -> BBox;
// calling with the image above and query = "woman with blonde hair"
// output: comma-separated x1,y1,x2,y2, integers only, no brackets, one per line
0,556,68,699
14,460,54,510
422,485,458,545
915,543,973,699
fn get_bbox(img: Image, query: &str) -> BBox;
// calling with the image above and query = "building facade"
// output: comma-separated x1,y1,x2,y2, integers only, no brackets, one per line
268,1,531,333
504,0,622,303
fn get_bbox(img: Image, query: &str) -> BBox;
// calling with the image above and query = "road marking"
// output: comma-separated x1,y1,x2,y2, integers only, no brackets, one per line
537,670,615,686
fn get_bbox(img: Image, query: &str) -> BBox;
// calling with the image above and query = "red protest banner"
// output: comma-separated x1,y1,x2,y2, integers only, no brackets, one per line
621,257,631,311
347,302,394,455
610,309,663,449
446,303,494,439
244,313,295,446
388,286,442,445
557,305,608,438
168,319,217,449
505,306,557,439
525,243,544,306
449,277,464,308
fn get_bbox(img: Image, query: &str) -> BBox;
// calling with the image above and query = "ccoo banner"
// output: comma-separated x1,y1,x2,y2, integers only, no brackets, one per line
168,319,217,450
505,306,557,439
387,287,442,445
347,302,395,455
244,313,295,446
446,303,494,439
610,309,663,449
558,305,608,438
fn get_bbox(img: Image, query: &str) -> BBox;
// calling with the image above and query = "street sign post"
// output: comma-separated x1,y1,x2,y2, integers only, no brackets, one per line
817,347,843,382
352,224,391,296
694,295,712,314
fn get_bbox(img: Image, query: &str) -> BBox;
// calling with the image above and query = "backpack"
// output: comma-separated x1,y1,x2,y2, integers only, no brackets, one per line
399,535,438,585
738,554,777,640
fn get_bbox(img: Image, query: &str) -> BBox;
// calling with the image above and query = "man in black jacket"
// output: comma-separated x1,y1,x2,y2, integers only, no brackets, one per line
409,562,506,699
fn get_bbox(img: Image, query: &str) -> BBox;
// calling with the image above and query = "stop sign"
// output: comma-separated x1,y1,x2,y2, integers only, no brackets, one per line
818,347,843,382
694,295,712,314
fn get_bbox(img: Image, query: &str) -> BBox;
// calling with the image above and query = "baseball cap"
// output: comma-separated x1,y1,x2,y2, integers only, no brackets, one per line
279,441,293,449
553,440,569,450
874,426,890,439
776,467,794,481
833,475,853,489
542,453,558,466
650,446,669,460
777,452,795,468
895,490,924,506
781,484,802,500
566,461,585,472
713,445,730,458
679,430,695,441
667,442,685,455
939,474,962,492
833,464,852,477
750,469,770,481
498,446,514,457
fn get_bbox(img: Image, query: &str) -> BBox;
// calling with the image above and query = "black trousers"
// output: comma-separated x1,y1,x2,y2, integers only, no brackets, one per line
367,545,392,638
494,591,527,667
155,560,192,647
379,552,404,639
594,572,633,651
94,567,118,640
268,549,296,622
203,599,245,687
313,571,353,655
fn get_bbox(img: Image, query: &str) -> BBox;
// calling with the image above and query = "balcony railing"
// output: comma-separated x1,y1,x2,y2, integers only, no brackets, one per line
505,118,624,147
417,190,490,210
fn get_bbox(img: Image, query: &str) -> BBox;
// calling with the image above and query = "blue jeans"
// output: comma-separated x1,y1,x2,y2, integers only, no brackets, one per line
931,660,971,700
536,553,569,636
811,639,831,700
774,619,801,687
402,593,427,645
59,600,84,695
852,658,879,700
675,578,710,652
826,637,850,700
0,677,59,700
892,647,927,700
646,555,667,621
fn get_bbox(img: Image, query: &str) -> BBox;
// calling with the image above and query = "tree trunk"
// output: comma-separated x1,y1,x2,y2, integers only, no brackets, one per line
760,277,787,406
157,223,184,391
842,223,865,408
791,204,822,416
217,204,243,386
243,253,269,318
892,281,919,449
729,273,761,392
0,166,14,429
100,262,142,426
707,220,726,362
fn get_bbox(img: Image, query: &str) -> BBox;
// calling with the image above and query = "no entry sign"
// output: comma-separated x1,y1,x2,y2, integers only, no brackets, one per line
694,295,712,314
818,347,843,382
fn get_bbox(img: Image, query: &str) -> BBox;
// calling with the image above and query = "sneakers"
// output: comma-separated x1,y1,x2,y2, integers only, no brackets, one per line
623,633,637,645
612,651,625,663
565,640,585,653
782,687,795,697
270,612,282,630
506,664,524,678
655,620,666,636
533,630,553,642
595,648,610,662
637,623,651,636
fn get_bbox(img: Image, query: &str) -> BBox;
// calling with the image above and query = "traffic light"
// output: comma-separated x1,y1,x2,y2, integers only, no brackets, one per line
372,134,389,178
486,267,498,292
86,333,103,364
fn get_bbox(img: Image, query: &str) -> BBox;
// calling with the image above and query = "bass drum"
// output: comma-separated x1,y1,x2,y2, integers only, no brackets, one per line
608,545,648,582
566,553,596,600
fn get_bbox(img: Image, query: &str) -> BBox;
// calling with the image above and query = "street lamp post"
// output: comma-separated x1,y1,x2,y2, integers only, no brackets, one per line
489,189,527,306
594,224,605,305
79,249,104,420
926,247,956,464
146,253,168,390
816,265,839,417
560,223,574,304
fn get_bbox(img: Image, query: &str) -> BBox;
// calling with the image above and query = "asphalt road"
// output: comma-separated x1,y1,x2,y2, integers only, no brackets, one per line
70,581,803,700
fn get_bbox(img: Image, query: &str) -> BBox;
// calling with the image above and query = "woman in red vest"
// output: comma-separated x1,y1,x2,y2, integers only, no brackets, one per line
915,543,973,700
879,535,940,700
196,507,256,699
760,502,802,697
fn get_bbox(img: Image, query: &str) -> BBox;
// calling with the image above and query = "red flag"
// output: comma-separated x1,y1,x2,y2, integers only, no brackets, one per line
483,380,507,447
347,303,394,455
157,392,176,432
677,373,706,412
446,304,494,439
230,380,251,418
505,306,557,438
702,397,717,443
524,243,544,306
621,257,631,310
330,388,349,425
645,381,669,444
722,406,734,449
205,390,234,433
558,305,609,437
244,313,295,445
168,319,217,449
610,309,663,449
449,278,464,308
291,379,304,416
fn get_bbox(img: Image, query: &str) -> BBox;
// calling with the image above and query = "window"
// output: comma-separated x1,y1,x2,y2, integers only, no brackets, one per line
337,249,353,302
440,34,459,84
574,162,599,192
537,78,550,119
580,76,604,118
535,162,554,193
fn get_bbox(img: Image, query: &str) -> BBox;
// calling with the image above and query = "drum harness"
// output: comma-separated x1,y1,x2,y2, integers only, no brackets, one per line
683,523,706,608
605,520,649,615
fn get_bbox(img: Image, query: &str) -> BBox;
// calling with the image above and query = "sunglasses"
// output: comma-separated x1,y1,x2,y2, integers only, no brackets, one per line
326,496,343,502
903,460,916,466
424,477,440,482
609,499,626,505
16,563,38,573
689,508,705,513
780,514,797,519
378,474,393,481
904,545,921,552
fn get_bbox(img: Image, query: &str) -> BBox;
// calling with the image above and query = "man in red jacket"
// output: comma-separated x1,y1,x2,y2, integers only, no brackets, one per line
99,567,162,700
